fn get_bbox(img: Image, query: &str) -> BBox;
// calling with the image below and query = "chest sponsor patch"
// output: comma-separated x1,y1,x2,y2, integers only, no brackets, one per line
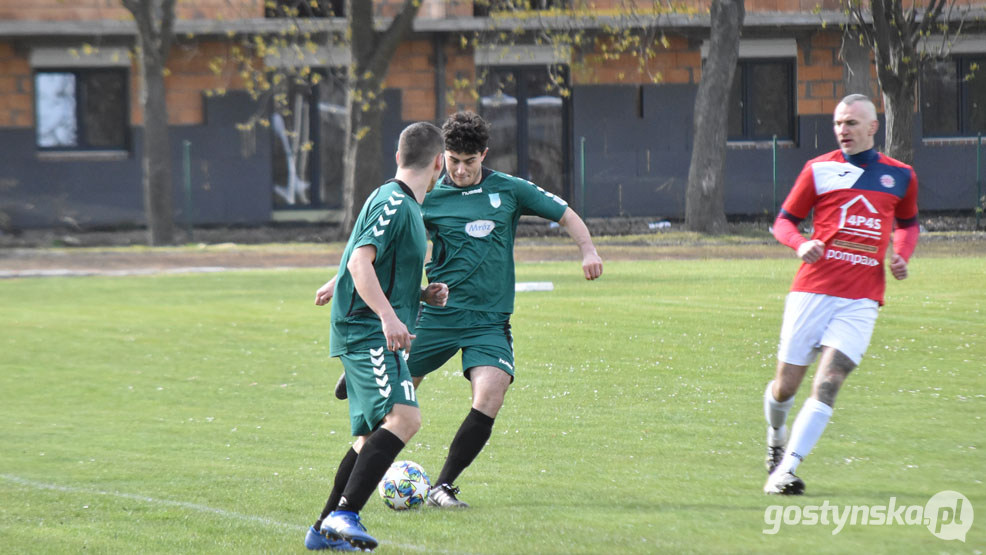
838,194,882,240
465,220,495,238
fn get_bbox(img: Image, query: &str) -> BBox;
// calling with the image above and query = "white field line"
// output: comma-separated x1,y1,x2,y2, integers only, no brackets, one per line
0,474,450,553
1,267,555,296
0,267,299,279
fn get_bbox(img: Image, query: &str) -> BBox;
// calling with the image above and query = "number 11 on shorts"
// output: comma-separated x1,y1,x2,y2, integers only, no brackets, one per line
401,380,415,402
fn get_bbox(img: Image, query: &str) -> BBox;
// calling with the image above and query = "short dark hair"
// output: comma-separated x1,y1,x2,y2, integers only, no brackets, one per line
442,111,489,155
397,122,444,169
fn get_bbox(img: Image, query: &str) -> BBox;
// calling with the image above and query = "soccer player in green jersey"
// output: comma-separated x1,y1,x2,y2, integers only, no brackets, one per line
420,111,603,507
304,122,447,551
335,111,603,508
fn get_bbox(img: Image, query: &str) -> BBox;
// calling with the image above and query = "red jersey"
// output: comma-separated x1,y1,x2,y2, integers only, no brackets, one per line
779,148,919,304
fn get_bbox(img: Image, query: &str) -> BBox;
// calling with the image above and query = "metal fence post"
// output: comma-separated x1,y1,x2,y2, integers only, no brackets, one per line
183,140,193,241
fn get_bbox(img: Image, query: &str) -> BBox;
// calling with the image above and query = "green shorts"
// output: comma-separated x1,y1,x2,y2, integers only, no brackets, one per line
407,306,514,381
339,344,418,436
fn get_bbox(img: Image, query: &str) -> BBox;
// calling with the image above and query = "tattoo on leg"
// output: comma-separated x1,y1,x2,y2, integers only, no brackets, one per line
815,350,856,407
816,379,841,406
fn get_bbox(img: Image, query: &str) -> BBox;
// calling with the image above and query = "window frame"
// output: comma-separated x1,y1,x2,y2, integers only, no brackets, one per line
33,67,130,153
920,53,986,138
270,67,348,211
727,57,797,143
475,64,573,201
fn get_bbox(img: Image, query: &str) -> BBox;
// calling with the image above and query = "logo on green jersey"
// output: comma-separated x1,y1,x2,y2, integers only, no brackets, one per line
489,193,501,208
465,220,495,238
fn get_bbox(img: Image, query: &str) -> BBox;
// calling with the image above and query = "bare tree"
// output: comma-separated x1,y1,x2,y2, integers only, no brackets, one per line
845,0,951,163
684,0,744,233
340,0,422,233
122,0,177,246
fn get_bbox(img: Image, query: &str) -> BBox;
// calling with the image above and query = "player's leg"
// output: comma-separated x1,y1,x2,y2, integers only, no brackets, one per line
764,292,821,478
764,362,806,473
766,296,877,495
321,405,420,550
318,348,420,550
308,445,359,550
766,347,854,493
429,323,514,508
428,365,509,509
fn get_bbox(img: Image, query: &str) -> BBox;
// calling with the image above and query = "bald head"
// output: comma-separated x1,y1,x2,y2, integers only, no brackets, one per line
833,94,879,155
838,94,877,121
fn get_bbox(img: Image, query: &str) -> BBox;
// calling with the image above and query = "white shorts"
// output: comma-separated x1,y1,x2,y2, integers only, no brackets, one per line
777,292,879,366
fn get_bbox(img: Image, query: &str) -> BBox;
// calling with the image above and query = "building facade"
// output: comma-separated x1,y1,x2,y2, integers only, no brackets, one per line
1,0,984,230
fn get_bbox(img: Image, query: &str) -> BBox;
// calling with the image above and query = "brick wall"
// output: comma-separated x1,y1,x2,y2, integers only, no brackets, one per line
160,41,249,126
0,42,31,128
385,39,436,121
574,34,697,85
798,31,848,115
0,0,263,21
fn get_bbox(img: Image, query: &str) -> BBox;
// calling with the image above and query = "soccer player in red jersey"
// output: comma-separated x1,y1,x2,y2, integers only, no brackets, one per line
763,94,920,495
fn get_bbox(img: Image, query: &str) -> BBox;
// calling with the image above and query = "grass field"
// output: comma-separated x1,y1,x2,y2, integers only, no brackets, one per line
1,250,983,553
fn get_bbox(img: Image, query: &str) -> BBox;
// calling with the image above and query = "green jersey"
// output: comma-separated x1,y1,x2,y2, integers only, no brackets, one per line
330,180,427,356
422,168,568,314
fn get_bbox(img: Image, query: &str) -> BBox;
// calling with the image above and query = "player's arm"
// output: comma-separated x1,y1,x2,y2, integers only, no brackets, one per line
773,210,824,263
347,245,414,352
889,222,918,280
558,207,603,280
314,275,336,306
889,172,920,280
773,163,823,263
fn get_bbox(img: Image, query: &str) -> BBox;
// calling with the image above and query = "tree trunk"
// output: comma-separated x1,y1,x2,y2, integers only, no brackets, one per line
340,0,420,234
340,79,386,232
122,0,176,246
882,85,916,163
141,59,174,245
863,0,941,165
841,28,872,97
685,0,744,234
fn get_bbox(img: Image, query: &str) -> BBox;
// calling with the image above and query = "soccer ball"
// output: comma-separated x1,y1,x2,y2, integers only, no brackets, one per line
377,460,431,510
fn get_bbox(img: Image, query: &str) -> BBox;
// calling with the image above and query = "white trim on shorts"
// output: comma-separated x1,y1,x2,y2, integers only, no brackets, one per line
777,291,879,366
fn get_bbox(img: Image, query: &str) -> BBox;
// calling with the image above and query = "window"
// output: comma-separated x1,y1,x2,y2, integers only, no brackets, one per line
265,0,343,18
35,69,128,151
477,65,570,199
474,0,570,16
271,69,347,209
727,59,795,141
921,55,986,137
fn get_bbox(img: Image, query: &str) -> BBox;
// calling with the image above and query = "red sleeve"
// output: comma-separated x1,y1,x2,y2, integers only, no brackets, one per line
780,162,818,220
893,222,919,262
773,212,807,251
895,170,919,220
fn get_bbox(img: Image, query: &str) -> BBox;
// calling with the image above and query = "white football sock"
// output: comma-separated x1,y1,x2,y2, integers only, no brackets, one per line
764,380,795,446
776,397,833,474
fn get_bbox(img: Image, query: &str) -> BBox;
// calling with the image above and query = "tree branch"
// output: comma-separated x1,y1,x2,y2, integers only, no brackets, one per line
367,0,421,80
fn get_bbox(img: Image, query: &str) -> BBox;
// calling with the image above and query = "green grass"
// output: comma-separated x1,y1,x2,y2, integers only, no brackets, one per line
1,257,983,553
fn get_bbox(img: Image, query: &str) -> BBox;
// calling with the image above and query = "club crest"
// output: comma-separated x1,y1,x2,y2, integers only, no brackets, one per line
489,193,501,208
